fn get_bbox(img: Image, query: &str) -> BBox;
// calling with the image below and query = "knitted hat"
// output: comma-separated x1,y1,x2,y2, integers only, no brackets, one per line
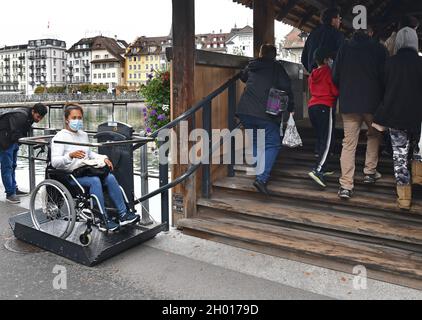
395,27,419,52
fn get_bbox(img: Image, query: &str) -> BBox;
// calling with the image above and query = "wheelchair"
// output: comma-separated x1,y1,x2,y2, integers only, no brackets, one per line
29,146,137,247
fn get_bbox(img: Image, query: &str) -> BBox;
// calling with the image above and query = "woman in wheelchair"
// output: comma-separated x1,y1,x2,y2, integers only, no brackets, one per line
51,104,139,231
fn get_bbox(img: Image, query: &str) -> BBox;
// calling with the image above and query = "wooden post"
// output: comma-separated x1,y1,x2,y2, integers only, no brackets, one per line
253,0,275,58
171,0,197,226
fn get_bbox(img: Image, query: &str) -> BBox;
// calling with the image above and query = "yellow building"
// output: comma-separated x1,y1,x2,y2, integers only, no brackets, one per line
125,36,171,89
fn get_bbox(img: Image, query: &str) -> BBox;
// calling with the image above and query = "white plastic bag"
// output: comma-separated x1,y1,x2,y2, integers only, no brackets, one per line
282,115,303,148
417,122,422,159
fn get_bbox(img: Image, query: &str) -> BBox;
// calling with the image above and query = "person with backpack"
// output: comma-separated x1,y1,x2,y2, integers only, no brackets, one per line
307,48,339,188
0,103,47,204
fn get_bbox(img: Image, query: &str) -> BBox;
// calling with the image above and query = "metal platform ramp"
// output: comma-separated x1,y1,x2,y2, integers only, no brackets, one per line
9,212,166,267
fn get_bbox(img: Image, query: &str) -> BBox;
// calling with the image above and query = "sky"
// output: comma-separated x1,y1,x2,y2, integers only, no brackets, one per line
0,0,293,47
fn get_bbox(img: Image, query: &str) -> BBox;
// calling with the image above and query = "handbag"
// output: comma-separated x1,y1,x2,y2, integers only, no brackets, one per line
282,115,303,148
72,165,110,180
266,63,289,116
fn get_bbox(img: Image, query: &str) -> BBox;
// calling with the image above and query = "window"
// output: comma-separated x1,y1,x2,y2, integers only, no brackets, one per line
53,68,56,74
129,74,132,79
94,74,97,79
75,60,79,65
98,74,101,79
103,73,106,78
146,64,149,70
75,68,80,73
105,54,109,59
62,61,65,67
95,64,100,69
129,65,132,70
107,73,111,78
138,65,141,70
95,55,100,59
134,57,137,62
112,73,116,78
109,63,114,68
102,64,107,69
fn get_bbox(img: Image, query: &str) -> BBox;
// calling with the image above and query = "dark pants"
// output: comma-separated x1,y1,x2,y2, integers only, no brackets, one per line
308,105,335,173
239,114,282,184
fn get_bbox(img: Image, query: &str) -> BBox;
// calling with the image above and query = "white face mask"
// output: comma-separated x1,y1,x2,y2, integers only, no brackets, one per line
68,119,83,132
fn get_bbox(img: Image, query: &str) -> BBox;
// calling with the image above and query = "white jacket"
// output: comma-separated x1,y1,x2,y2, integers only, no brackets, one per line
51,129,107,172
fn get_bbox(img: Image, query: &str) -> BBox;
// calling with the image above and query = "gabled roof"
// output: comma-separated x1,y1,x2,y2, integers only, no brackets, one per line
125,36,171,57
68,36,128,63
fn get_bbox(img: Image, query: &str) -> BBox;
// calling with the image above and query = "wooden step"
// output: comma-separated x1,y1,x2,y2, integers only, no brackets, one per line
177,216,422,289
234,165,396,189
197,191,422,247
213,176,422,216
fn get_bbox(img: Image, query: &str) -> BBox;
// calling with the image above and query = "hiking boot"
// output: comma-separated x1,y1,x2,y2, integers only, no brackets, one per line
16,189,29,197
120,212,140,226
309,170,327,188
397,185,412,211
338,187,353,200
363,171,382,184
253,180,270,196
6,194,21,204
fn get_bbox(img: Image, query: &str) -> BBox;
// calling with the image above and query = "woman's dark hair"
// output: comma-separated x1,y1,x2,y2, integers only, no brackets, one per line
64,103,84,119
259,44,277,59
32,103,48,117
321,7,340,25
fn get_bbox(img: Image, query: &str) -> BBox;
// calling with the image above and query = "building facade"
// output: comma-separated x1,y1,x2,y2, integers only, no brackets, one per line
226,25,254,57
125,36,171,88
196,30,228,53
67,39,93,84
0,45,28,94
90,37,128,88
26,39,67,94
280,28,306,64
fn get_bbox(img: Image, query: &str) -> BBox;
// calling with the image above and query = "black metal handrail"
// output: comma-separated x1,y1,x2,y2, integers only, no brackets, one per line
138,72,241,229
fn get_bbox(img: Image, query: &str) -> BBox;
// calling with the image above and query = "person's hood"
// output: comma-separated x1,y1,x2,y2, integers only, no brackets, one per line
247,58,276,72
395,27,419,53
310,65,331,84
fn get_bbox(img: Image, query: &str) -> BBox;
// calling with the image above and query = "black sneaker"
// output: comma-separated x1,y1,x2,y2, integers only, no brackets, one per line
363,171,382,184
6,194,21,204
309,170,327,188
120,212,140,227
253,180,270,196
338,188,353,199
16,189,29,197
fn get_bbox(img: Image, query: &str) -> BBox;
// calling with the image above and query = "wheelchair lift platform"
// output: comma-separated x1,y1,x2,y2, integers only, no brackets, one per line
9,211,167,267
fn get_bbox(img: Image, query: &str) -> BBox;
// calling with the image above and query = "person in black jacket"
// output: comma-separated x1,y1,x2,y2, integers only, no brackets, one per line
237,44,295,195
0,103,47,204
332,27,388,199
374,27,422,210
301,7,345,73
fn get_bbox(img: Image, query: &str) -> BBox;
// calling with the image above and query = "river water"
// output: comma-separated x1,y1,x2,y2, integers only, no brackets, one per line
12,103,166,223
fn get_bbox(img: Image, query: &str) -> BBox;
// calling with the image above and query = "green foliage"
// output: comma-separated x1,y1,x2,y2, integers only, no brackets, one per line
139,70,171,134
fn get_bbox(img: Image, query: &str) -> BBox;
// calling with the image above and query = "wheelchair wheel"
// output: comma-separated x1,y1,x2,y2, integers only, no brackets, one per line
30,179,76,239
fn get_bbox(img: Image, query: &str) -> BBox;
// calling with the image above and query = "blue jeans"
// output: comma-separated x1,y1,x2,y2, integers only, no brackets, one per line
239,114,281,184
74,174,127,219
0,143,19,196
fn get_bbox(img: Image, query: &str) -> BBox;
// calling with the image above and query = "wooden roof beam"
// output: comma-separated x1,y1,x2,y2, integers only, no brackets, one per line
276,0,300,20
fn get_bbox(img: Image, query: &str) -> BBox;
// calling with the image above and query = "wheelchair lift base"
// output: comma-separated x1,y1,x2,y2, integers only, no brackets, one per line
9,212,167,267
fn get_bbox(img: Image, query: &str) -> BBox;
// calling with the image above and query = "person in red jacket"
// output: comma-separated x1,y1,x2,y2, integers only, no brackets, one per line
308,48,339,188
